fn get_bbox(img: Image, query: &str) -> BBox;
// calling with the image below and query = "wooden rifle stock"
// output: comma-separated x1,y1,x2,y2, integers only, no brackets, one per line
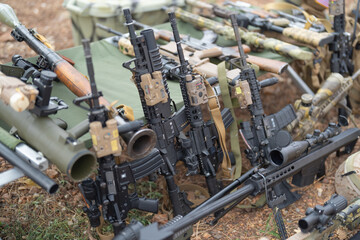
53,60,109,106
246,55,288,74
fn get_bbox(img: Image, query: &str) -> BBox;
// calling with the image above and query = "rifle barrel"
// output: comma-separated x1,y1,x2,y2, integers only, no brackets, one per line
0,141,58,194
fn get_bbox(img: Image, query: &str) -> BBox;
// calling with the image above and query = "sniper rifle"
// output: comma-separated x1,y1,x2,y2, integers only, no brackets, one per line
288,70,359,141
169,7,314,61
186,0,334,48
113,125,360,240
288,195,360,239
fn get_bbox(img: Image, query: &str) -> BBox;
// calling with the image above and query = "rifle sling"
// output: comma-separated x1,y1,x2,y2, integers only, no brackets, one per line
204,75,233,179
217,61,242,179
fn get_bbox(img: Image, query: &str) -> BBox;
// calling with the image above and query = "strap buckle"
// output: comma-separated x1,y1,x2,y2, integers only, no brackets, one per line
207,94,220,109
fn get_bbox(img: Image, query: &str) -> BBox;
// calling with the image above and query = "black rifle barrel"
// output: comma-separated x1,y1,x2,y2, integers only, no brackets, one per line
113,184,255,240
114,128,360,240
168,12,187,74
82,39,100,109
96,23,124,37
0,141,58,194
230,14,248,68
269,124,341,166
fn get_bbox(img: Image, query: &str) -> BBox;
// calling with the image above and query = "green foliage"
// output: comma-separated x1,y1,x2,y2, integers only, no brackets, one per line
137,181,163,199
128,209,153,226
259,213,280,239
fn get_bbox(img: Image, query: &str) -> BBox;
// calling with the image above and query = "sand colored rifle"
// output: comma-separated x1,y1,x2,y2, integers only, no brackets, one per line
288,70,357,140
288,196,360,239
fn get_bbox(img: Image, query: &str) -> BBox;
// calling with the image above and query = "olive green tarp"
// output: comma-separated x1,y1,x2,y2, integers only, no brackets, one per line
50,21,292,129
1,21,293,135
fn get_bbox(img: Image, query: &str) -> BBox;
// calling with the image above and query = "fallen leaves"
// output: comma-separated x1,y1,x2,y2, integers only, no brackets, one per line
151,213,168,225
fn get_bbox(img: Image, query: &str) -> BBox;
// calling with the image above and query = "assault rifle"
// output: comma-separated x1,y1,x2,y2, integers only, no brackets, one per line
328,0,358,76
168,12,229,194
288,196,360,240
121,9,198,217
227,14,297,168
169,7,314,61
113,125,360,240
122,9,234,216
74,39,162,234
186,0,334,48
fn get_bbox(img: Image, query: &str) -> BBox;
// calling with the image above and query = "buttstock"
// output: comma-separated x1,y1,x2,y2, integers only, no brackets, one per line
246,55,288,74
226,44,251,54
192,47,223,60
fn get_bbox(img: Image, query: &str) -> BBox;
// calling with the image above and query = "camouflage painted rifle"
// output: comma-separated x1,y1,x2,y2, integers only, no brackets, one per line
288,70,358,140
186,0,335,48
288,197,360,240
169,7,314,61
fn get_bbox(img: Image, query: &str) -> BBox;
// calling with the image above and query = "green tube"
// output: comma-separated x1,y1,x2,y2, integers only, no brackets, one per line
0,126,22,149
0,101,96,181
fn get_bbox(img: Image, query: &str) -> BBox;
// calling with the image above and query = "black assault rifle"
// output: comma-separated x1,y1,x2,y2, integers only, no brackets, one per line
122,9,233,216
75,39,162,234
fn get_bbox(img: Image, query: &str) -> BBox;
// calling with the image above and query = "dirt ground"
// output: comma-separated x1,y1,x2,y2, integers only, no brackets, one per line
0,0,359,240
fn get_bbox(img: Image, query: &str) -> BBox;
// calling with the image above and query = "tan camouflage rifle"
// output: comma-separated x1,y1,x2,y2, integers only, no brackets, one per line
169,7,314,61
